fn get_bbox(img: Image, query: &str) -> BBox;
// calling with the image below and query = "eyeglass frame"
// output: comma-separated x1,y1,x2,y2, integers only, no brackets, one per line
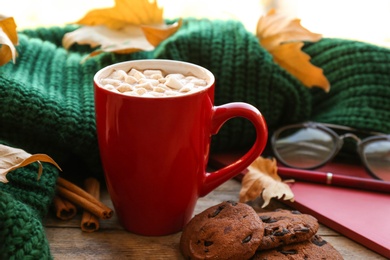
270,121,390,180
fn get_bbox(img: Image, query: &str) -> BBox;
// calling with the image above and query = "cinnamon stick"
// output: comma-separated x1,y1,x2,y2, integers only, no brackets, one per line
81,177,100,232
52,195,77,220
56,177,113,219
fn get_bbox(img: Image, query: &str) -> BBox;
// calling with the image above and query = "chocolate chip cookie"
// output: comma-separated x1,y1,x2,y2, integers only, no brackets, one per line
258,209,319,250
251,235,343,259
180,201,265,260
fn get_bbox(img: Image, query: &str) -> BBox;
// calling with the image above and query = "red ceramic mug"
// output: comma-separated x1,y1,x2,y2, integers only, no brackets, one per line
94,59,268,236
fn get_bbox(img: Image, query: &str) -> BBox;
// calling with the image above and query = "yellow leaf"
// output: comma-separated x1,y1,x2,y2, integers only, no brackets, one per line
75,0,164,30
63,0,182,58
272,42,331,90
0,16,18,66
141,19,182,47
239,156,294,208
257,9,330,92
0,144,62,183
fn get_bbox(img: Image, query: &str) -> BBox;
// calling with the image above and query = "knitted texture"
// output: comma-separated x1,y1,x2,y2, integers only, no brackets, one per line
1,18,390,258
303,39,390,133
0,163,59,260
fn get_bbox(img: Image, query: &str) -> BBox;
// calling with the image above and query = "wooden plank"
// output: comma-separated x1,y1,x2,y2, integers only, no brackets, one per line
45,228,183,260
44,179,386,259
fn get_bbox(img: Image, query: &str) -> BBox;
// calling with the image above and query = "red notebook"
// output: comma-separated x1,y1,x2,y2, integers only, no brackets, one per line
209,153,390,259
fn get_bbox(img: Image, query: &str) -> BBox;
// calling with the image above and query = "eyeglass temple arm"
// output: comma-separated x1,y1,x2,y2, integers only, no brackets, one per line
317,122,385,136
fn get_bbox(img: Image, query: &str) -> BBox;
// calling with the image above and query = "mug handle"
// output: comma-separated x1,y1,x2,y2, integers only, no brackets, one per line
199,102,268,197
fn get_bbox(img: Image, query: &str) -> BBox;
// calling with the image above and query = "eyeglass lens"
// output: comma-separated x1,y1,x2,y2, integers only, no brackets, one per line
273,126,390,181
273,127,337,169
362,140,390,181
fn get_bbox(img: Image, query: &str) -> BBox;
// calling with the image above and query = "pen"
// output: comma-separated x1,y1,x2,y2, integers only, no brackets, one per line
277,167,390,194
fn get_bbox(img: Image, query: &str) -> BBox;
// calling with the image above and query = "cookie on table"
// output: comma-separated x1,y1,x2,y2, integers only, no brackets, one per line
251,235,343,259
257,209,319,250
180,201,265,260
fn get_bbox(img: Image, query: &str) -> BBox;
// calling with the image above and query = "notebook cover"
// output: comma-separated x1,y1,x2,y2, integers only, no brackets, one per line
209,153,390,259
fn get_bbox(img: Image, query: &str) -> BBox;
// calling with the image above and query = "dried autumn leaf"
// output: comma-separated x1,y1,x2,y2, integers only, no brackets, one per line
0,16,18,66
0,144,62,183
63,0,182,58
239,156,294,208
257,9,330,92
75,0,163,30
140,20,183,47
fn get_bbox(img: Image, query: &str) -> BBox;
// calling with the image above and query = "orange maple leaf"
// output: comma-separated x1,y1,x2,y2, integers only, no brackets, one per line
75,0,163,30
257,9,330,92
0,16,18,66
63,0,182,58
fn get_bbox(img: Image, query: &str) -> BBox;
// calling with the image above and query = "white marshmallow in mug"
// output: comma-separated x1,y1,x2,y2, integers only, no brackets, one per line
101,68,209,97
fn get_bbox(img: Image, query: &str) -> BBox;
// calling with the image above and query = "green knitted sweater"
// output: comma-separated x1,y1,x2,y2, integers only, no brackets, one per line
1,18,389,258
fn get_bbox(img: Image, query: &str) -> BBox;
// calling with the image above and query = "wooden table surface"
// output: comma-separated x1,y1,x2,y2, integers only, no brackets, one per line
44,178,386,260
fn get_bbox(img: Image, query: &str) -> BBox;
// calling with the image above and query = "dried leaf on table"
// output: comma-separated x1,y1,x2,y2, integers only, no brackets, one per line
62,0,182,58
239,156,294,208
257,9,330,92
0,16,18,66
0,144,62,183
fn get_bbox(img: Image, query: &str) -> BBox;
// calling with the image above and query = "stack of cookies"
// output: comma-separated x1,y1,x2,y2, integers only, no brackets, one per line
180,201,343,259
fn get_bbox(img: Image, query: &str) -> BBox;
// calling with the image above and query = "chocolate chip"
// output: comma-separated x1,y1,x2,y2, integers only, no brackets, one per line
312,236,327,247
291,210,301,215
273,228,290,236
208,205,225,218
259,215,278,223
278,249,298,255
259,215,270,222
204,241,213,247
242,235,252,243
294,227,310,233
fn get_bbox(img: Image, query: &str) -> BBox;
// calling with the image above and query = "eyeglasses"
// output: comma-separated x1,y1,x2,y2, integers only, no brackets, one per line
271,122,390,181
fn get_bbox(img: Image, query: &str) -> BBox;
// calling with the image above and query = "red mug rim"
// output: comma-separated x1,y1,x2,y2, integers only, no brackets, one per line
93,59,215,99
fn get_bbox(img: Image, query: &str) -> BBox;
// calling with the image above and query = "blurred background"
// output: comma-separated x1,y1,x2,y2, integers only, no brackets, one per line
2,0,390,47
